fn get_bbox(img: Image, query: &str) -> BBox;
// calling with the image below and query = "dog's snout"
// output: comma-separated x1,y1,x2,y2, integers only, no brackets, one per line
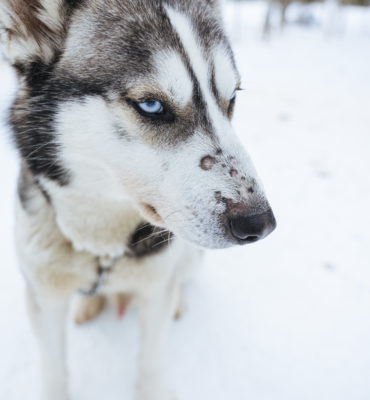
228,209,276,244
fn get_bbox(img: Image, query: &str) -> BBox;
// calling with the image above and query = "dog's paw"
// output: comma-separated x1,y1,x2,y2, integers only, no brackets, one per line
74,295,106,324
116,293,131,319
173,284,185,320
174,292,185,320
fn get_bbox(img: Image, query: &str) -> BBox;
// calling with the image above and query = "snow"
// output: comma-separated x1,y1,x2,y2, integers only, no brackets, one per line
1,1,370,399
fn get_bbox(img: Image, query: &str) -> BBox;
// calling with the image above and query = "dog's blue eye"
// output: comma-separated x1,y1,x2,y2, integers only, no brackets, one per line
137,101,164,114
230,91,236,101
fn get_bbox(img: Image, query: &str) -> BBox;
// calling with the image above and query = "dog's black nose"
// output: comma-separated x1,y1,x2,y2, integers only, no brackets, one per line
229,209,276,244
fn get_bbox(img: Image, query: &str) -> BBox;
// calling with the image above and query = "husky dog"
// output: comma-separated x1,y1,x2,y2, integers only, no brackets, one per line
0,0,276,399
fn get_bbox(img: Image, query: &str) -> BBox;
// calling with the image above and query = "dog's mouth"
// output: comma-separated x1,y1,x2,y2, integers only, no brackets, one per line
140,203,165,225
135,186,276,248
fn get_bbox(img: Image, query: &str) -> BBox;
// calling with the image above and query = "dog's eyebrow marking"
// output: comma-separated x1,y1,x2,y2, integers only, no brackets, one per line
213,46,240,99
165,6,225,129
154,50,193,106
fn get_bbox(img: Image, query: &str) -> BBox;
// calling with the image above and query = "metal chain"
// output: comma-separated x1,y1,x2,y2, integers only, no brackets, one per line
78,255,117,297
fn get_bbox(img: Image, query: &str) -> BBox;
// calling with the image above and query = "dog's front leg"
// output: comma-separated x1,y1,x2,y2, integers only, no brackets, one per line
136,281,180,400
27,288,70,400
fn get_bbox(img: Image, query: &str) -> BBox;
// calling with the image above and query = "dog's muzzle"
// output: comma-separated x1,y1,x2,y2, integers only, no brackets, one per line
228,208,276,244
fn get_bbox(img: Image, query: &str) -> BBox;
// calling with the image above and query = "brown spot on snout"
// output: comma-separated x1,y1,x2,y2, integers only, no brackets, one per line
200,156,216,171
228,156,238,167
215,191,222,200
230,169,238,177
225,199,249,217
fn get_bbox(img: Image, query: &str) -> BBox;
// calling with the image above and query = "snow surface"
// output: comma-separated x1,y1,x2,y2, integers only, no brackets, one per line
0,2,370,399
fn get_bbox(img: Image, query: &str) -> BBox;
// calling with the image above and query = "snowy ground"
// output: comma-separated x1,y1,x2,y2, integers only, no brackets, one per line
1,1,370,399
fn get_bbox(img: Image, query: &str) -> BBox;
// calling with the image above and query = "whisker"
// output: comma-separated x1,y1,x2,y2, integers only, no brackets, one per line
151,234,175,249
131,228,170,246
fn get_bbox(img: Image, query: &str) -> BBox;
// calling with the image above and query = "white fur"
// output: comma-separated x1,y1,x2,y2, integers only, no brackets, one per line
213,45,240,99
155,50,193,106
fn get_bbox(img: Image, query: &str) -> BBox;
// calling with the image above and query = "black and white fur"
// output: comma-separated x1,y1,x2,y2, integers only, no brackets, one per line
0,1,276,399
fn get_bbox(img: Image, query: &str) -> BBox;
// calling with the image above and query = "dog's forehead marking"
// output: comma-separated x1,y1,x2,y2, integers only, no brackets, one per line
165,6,225,126
165,7,239,112
154,51,193,106
213,46,239,99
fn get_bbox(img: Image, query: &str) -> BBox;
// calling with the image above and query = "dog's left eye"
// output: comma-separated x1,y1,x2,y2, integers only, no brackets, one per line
137,100,164,114
228,91,237,116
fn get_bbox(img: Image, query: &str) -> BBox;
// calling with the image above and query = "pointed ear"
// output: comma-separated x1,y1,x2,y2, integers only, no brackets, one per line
0,0,73,66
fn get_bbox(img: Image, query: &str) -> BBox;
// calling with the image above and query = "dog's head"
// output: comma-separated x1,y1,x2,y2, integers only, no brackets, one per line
1,0,276,250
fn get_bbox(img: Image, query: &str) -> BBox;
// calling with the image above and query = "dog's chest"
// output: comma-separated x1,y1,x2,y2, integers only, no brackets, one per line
79,224,178,295
16,173,181,296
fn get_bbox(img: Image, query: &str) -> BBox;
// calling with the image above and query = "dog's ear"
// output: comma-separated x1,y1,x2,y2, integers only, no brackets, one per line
0,0,76,67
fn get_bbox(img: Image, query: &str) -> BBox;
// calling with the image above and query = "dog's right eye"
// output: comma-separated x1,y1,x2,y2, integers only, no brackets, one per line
130,99,175,122
137,101,164,114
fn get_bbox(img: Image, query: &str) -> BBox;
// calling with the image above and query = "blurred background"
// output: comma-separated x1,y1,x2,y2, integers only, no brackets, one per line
0,1,369,399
